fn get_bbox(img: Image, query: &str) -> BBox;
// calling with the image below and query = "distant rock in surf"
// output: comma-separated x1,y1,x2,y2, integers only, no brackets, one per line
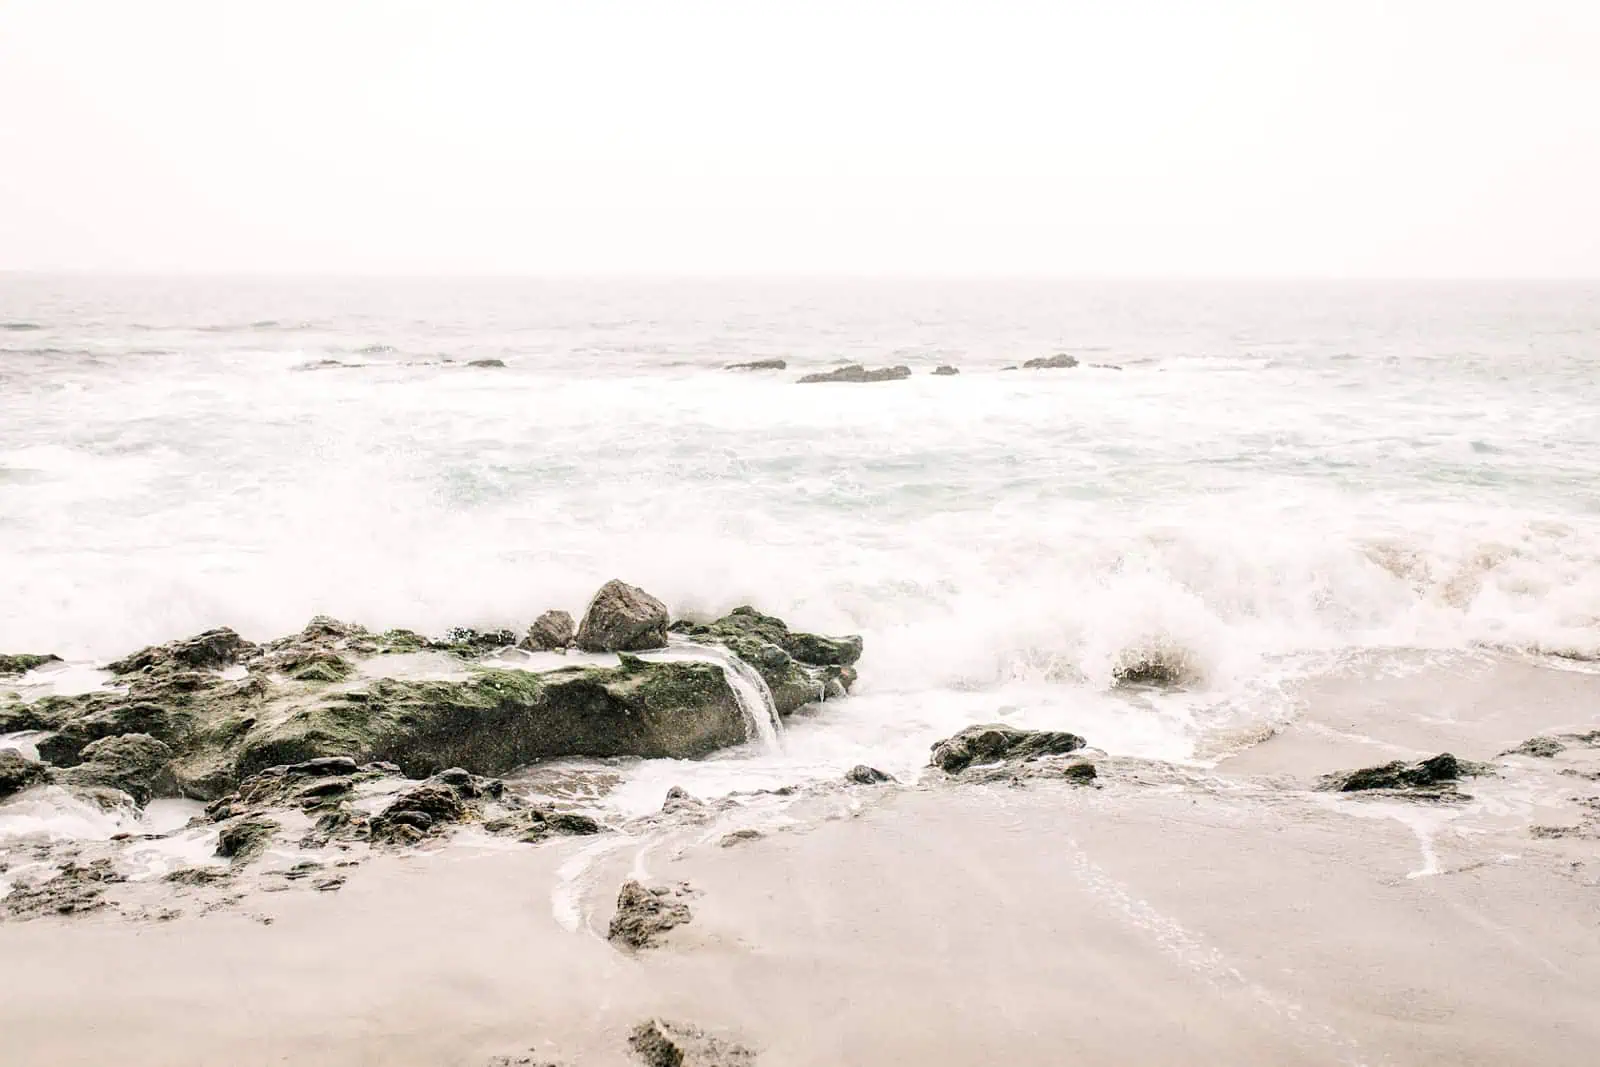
930,724,1086,774
466,359,506,368
796,364,911,384
932,365,960,376
577,580,670,652
1319,752,1492,798
0,652,60,676
1503,736,1565,758
725,358,787,371
845,764,894,785
1022,353,1079,369
522,609,576,651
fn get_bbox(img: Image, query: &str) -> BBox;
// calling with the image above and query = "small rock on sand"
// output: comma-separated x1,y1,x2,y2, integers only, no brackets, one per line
608,880,693,950
629,1019,755,1067
1319,753,1491,797
930,724,1086,774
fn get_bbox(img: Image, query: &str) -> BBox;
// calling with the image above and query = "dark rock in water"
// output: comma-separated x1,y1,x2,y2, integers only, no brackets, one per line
609,879,693,949
1111,647,1200,689
0,653,59,676
1022,353,1079,369
797,364,911,384
216,815,279,863
1059,761,1098,783
661,785,707,815
577,580,670,653
0,749,51,799
930,724,1087,774
235,660,746,778
545,811,601,835
726,358,787,371
931,365,959,376
1503,736,1566,758
2,858,125,919
628,1019,756,1067
1319,753,1490,795
106,627,258,675
844,764,894,785
522,610,576,652
467,359,506,368
59,733,174,805
669,606,862,717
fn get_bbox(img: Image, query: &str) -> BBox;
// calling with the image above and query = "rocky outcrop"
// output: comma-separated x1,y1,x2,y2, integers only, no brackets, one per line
931,365,959,376
1319,753,1490,797
0,749,51,799
0,653,59,676
106,627,258,675
577,581,670,652
797,364,911,384
2,858,124,918
726,359,787,371
609,879,694,950
629,1019,755,1067
669,607,861,716
60,733,174,805
522,610,576,651
1022,354,1078,369
930,724,1087,774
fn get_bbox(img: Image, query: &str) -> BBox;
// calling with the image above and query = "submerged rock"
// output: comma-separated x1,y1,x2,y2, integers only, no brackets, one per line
1110,644,1201,689
1022,353,1079,369
661,785,707,816
930,724,1087,774
467,359,506,368
669,606,861,716
0,653,59,676
0,749,51,799
797,364,911,384
106,627,258,675
628,1019,756,1067
522,610,576,651
609,880,693,950
577,580,670,653
725,358,787,371
1319,753,1490,796
60,733,174,805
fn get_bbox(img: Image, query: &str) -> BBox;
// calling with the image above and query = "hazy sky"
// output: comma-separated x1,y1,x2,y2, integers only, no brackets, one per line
1,1,1596,277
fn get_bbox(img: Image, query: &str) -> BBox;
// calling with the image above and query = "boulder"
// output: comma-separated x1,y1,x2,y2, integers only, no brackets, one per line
1319,753,1490,796
797,364,911,384
609,879,693,950
522,610,576,651
669,606,861,716
60,733,174,804
844,764,894,785
0,653,59,676
931,365,959,376
576,581,670,653
725,359,786,371
1022,354,1078,369
0,749,51,800
106,627,258,674
930,724,1087,774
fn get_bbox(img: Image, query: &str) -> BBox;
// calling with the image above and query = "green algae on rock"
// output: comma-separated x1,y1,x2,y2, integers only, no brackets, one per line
669,606,861,716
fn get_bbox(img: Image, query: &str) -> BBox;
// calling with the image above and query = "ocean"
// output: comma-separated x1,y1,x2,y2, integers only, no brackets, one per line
4,275,1599,814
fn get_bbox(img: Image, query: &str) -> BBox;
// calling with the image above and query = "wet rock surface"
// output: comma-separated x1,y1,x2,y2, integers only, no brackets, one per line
1319,753,1491,798
59,733,174,805
629,1019,756,1067
1,858,125,918
796,364,911,384
670,606,861,716
930,724,1088,774
0,749,51,799
577,580,671,653
844,764,894,785
106,627,258,675
0,653,59,676
609,879,694,949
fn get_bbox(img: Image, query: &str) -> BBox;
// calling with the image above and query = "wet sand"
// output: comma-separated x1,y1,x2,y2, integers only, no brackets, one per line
3,653,1599,1066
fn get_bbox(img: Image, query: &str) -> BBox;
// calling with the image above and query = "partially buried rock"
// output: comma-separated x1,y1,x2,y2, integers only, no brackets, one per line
522,610,576,652
577,580,670,653
844,764,894,785
0,653,59,676
725,358,786,371
1319,753,1490,796
797,364,911,384
930,724,1087,774
1022,353,1079,369
60,733,174,805
931,365,959,376
609,879,692,950
0,749,51,800
2,858,125,919
216,815,279,863
628,1019,755,1067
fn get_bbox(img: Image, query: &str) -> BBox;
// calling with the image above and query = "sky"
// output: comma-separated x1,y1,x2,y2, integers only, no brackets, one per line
0,0,1597,278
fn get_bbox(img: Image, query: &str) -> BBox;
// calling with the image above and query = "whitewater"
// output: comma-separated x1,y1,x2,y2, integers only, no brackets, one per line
4,276,1599,813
